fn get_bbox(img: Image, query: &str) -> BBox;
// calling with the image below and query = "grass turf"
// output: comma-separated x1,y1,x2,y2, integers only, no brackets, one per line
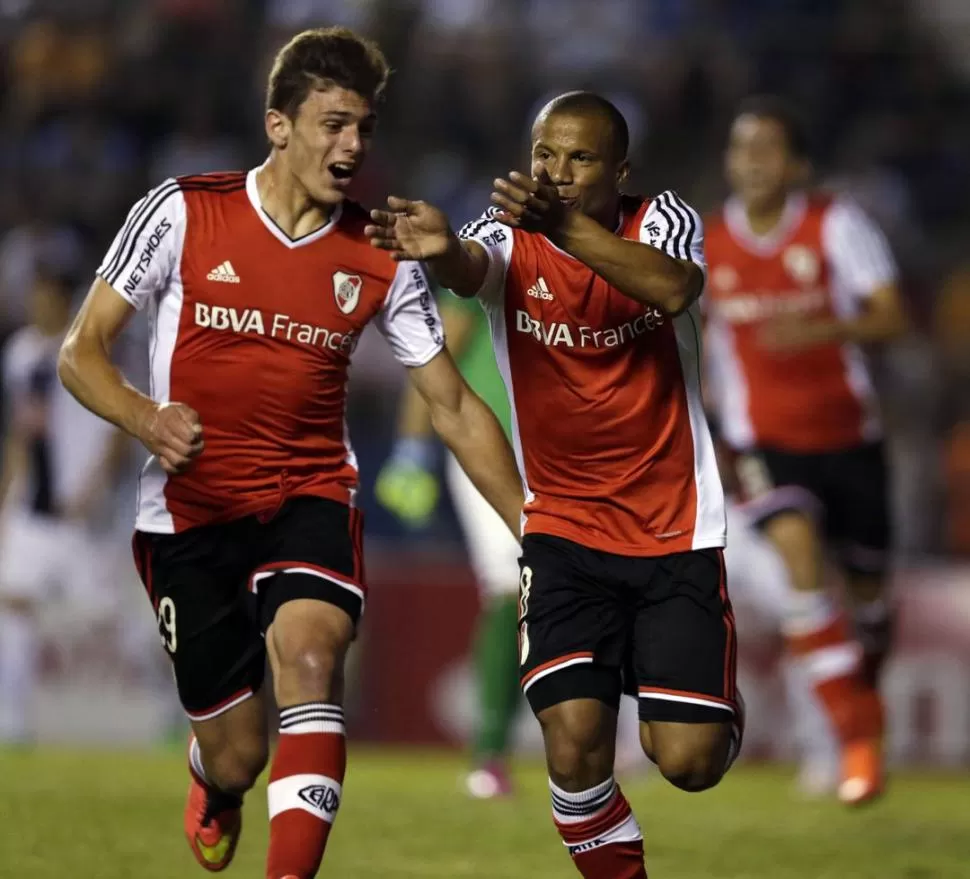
0,746,966,878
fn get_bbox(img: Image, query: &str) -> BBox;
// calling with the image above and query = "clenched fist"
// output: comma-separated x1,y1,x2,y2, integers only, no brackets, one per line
138,402,204,474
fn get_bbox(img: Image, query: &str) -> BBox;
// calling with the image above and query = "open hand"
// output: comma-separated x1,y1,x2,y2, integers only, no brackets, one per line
138,401,204,474
365,197,453,261
490,170,565,234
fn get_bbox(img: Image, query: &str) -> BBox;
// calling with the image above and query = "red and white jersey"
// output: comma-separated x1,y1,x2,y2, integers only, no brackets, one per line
98,169,444,533
704,193,898,453
459,193,725,556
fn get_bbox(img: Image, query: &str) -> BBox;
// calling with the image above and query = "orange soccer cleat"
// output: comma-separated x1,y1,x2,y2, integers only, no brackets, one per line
838,738,884,806
184,765,243,871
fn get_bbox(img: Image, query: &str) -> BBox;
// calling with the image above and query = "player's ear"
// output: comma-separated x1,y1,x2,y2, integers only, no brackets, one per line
617,160,631,187
265,108,291,150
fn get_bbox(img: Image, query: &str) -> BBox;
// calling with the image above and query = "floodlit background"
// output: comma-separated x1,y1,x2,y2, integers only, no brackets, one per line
0,1,967,877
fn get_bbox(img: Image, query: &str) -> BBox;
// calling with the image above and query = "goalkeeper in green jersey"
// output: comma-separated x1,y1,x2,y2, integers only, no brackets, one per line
377,292,521,798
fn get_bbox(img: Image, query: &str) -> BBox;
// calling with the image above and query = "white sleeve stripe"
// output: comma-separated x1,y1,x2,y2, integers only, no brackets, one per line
458,206,502,240
652,195,685,259
668,191,699,259
660,191,696,261
101,181,179,285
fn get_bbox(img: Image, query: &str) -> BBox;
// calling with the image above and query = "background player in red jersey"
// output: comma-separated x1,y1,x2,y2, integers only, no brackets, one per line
703,96,909,805
56,28,523,879
368,92,740,879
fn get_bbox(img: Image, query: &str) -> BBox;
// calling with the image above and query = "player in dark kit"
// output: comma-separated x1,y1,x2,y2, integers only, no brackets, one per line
57,28,523,879
367,92,741,879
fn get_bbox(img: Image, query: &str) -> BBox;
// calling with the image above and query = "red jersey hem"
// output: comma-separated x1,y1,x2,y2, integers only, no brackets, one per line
522,516,725,557
138,484,355,534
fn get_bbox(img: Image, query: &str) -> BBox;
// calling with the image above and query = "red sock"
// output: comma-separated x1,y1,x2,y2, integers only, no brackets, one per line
786,612,883,743
266,703,346,879
551,777,647,878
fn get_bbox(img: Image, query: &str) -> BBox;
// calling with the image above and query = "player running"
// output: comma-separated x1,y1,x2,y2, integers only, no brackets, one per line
376,292,523,799
57,28,523,879
367,91,740,879
703,96,908,804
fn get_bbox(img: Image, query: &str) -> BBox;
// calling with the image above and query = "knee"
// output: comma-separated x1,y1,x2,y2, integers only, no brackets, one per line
274,629,351,704
270,603,354,703
279,644,341,696
655,738,728,793
204,736,269,794
539,704,613,785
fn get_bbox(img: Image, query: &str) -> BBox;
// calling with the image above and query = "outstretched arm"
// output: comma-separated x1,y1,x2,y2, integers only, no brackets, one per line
405,349,523,538
491,172,704,314
366,197,491,297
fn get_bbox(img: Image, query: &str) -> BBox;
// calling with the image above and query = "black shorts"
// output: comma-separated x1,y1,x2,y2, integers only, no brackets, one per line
518,534,738,725
734,442,891,576
131,496,365,721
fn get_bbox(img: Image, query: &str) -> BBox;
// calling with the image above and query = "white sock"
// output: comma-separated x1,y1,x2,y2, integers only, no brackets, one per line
0,610,39,742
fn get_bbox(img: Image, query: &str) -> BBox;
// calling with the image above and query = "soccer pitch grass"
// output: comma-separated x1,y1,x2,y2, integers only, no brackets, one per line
1,747,966,878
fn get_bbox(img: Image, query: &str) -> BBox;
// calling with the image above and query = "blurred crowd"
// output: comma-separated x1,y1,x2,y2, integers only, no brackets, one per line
0,0,968,555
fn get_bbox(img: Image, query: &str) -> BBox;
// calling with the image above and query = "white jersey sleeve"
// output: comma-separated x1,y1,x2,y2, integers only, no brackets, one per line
96,179,187,310
640,191,706,271
822,198,898,301
456,208,513,304
377,261,446,368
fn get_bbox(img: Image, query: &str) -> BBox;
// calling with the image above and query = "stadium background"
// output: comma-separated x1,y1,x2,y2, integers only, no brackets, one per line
1,0,969,783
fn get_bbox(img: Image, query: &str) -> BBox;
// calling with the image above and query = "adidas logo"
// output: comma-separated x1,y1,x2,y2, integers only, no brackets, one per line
526,276,553,300
206,261,241,284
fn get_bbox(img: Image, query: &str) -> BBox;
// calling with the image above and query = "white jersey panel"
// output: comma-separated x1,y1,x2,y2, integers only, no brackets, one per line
97,180,187,311
822,198,899,311
457,208,513,306
375,261,444,368
822,198,895,443
671,304,727,549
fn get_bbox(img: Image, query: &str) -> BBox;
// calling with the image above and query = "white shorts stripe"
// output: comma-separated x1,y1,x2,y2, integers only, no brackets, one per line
185,688,255,722
522,656,594,694
283,566,365,602
248,566,365,609
638,691,735,714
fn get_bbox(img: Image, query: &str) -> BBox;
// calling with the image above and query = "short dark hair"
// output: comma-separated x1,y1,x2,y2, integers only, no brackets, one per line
266,27,390,118
536,91,630,160
734,94,811,159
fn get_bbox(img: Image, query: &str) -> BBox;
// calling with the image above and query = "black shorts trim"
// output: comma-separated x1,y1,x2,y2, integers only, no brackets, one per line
184,685,258,723
524,662,622,715
248,559,365,630
637,687,737,724
739,485,822,526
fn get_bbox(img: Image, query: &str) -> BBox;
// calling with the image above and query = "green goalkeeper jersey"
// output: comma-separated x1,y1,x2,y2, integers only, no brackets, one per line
445,294,513,444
